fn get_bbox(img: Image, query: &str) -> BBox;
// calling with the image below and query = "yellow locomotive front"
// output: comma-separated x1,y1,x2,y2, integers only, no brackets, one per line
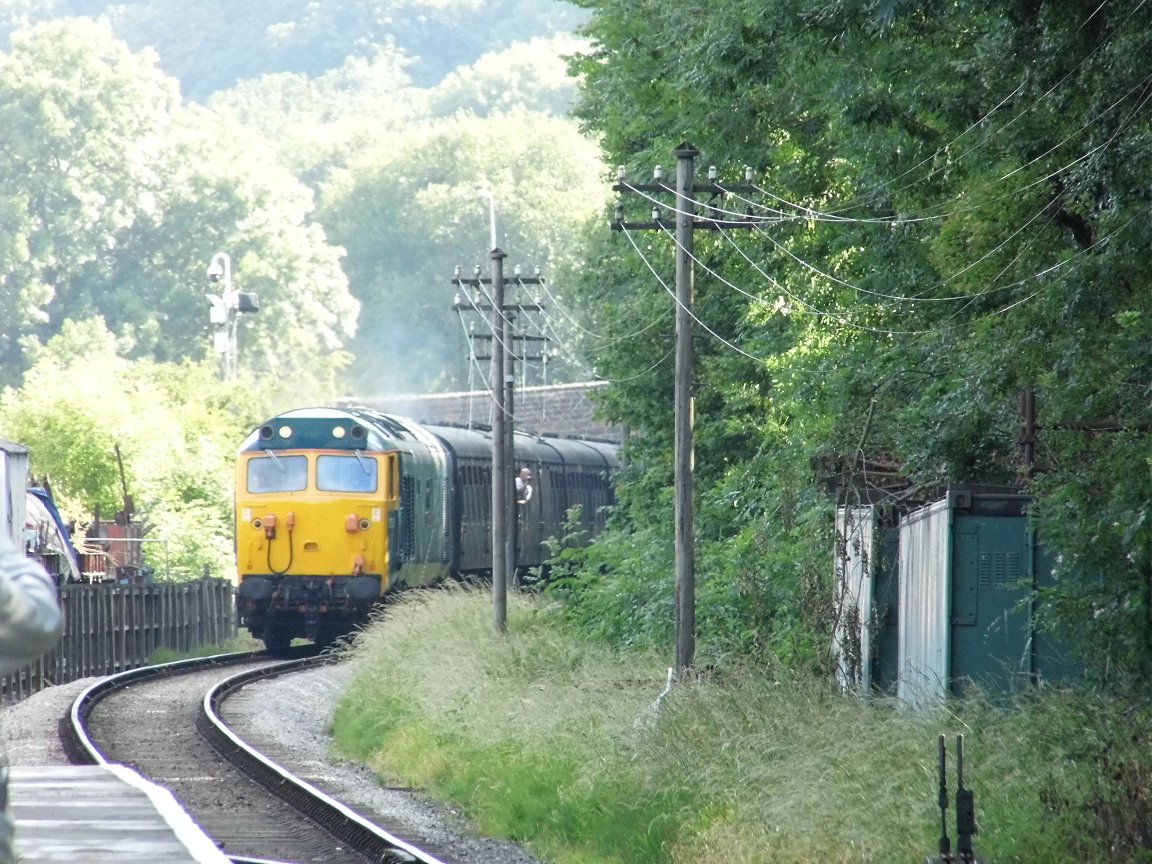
235,418,401,652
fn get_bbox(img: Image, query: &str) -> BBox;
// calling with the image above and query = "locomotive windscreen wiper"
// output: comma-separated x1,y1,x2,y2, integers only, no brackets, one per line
354,449,371,475
264,449,284,471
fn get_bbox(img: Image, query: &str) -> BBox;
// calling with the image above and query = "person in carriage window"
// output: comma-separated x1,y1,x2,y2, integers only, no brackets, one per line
515,468,533,505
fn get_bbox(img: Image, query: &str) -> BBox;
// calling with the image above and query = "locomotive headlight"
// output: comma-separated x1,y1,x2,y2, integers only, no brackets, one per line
359,518,370,531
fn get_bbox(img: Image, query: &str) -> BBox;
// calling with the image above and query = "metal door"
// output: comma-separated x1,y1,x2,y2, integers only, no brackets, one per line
950,516,1033,695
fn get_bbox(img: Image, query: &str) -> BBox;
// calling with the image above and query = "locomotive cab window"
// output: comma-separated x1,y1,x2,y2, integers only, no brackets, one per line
317,454,378,493
247,454,308,493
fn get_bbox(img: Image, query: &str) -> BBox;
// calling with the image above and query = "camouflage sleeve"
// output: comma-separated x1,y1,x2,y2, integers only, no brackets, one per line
0,533,63,677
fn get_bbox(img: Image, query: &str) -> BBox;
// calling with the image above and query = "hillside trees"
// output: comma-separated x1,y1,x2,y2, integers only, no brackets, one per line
6,0,588,100
205,46,419,178
564,0,1152,679
317,109,608,395
0,18,358,397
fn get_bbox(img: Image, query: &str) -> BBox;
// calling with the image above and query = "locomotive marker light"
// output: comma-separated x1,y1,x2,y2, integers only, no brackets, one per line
205,251,260,381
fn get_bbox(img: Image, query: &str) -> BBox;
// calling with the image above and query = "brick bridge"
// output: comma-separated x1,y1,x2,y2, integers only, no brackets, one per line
337,381,622,442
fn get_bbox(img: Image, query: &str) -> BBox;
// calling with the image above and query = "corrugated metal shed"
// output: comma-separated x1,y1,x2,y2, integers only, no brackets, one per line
0,439,29,548
833,505,901,694
836,488,1077,707
895,487,1078,708
897,497,952,708
832,506,876,690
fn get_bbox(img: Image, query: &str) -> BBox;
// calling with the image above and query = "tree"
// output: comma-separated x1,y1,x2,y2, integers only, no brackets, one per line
0,19,360,398
11,0,588,100
0,18,180,378
0,317,265,580
318,108,607,395
562,0,1152,676
205,46,418,178
425,35,586,118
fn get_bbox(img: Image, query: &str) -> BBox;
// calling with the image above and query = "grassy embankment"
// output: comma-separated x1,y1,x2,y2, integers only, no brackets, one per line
330,586,1136,864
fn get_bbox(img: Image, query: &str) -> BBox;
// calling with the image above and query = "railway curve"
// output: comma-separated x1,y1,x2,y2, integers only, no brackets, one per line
61,650,450,864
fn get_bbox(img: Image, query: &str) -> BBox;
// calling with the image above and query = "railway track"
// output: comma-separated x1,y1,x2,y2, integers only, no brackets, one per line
60,649,451,864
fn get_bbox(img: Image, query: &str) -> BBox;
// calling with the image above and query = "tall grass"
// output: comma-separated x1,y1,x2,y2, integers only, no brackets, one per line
330,587,1145,863
148,633,263,664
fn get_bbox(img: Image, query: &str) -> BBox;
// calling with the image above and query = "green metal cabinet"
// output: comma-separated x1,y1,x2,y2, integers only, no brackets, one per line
949,514,1034,695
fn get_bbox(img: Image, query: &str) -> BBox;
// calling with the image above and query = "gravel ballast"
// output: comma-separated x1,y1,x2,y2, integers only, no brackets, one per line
1,663,543,864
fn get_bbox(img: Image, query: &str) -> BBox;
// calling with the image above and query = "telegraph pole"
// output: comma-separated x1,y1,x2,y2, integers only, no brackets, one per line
489,247,508,631
613,142,758,674
452,260,545,631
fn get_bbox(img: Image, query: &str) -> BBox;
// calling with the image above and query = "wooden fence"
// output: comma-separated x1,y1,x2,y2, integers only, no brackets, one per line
0,578,236,704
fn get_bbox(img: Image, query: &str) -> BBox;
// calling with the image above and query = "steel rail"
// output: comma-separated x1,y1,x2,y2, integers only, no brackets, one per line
199,659,448,864
61,649,269,765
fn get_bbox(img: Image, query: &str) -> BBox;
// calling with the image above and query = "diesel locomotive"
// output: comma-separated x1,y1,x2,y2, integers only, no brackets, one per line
234,406,618,651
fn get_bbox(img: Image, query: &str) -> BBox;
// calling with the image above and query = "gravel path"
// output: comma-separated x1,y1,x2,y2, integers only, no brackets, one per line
0,664,544,864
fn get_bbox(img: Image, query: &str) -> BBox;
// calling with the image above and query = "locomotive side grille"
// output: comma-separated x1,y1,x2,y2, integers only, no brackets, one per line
399,475,416,560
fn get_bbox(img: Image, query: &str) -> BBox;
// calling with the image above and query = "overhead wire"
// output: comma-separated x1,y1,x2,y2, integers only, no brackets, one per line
660,67,1152,235
612,63,1151,316
560,4,1152,379
667,2,1152,231
633,197,1134,350
454,277,519,421
529,272,672,351
619,225,768,363
816,0,1134,216
457,258,674,392
710,214,1132,339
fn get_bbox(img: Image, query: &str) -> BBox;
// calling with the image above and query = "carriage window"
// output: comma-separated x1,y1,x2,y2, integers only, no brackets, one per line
247,454,308,493
317,454,379,492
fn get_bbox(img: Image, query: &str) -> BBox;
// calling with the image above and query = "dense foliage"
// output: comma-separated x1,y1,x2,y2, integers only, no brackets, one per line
1,1,1147,856
552,0,1152,684
0,18,357,395
0,319,267,579
0,2,601,574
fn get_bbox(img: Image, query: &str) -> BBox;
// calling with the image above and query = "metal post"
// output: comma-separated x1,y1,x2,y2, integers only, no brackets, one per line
505,340,516,586
490,246,508,632
673,143,698,674
207,252,234,381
